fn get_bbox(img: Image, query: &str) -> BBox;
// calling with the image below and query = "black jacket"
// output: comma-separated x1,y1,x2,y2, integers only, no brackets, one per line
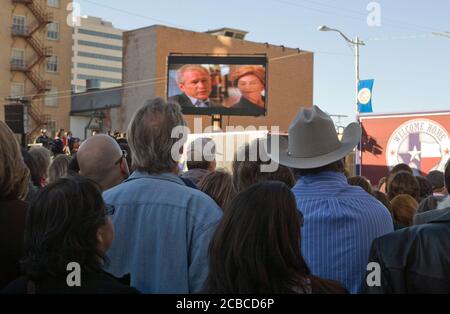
0,199,28,289
1,271,140,294
364,208,450,294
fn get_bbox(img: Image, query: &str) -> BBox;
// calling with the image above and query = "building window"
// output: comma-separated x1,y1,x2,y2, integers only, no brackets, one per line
47,22,59,40
45,87,58,107
12,15,26,35
46,55,58,73
77,51,122,62
77,62,122,73
78,28,123,40
11,48,25,68
47,0,60,8
77,74,121,84
78,40,122,51
11,83,25,98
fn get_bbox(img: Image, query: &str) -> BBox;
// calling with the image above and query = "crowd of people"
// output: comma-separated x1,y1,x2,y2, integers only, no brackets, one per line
1,99,449,294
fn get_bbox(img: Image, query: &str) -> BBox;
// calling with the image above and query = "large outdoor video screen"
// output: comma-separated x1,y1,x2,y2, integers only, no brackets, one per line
167,55,268,116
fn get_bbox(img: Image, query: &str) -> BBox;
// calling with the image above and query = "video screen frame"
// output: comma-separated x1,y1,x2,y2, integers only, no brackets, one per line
166,55,268,116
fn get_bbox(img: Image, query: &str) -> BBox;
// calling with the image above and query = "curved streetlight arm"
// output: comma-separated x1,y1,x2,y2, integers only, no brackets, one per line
332,28,365,46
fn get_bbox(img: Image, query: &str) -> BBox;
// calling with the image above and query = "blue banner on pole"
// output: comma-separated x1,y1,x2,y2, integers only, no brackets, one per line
357,79,374,113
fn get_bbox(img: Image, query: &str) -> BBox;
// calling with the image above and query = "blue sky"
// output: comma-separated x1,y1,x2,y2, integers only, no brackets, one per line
76,0,449,126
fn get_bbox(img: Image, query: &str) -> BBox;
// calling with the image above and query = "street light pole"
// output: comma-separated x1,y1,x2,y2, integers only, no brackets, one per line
318,26,365,115
355,36,360,116
318,26,365,175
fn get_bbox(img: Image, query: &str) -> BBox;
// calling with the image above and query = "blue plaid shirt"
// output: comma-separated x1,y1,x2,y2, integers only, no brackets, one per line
292,172,393,293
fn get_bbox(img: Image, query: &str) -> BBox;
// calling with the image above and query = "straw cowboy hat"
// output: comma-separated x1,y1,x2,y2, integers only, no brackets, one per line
266,106,362,169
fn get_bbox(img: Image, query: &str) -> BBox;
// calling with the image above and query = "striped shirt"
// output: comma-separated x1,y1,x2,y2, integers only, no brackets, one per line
292,172,393,293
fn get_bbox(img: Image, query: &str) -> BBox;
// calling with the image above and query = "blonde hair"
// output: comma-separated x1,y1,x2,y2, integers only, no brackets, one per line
49,154,71,183
0,121,29,200
232,65,266,86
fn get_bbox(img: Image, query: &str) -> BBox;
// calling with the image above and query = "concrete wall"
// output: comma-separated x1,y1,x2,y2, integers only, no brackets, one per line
120,26,158,131
120,25,314,133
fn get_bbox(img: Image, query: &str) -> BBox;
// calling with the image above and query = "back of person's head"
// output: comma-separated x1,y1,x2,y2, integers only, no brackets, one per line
390,163,413,176
347,176,372,194
372,190,392,216
49,155,71,183
77,134,129,190
415,176,433,202
21,148,40,188
198,170,236,210
68,154,80,175
186,137,217,171
29,147,51,187
416,195,440,214
204,181,310,294
390,194,418,227
128,98,186,173
0,122,29,200
445,159,450,190
233,140,295,192
387,170,420,201
21,175,113,281
426,170,445,192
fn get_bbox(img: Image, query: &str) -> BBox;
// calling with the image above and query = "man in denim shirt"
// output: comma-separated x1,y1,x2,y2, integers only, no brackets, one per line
103,98,222,293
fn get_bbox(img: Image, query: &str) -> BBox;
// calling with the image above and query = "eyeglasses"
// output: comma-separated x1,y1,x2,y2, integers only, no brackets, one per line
114,149,128,165
105,204,116,216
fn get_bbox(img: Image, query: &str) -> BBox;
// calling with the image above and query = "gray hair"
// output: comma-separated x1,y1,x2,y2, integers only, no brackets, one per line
176,64,210,84
127,98,186,173
29,147,52,181
49,154,71,183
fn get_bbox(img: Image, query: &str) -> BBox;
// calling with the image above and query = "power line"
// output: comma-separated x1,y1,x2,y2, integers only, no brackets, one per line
78,0,189,30
271,0,444,34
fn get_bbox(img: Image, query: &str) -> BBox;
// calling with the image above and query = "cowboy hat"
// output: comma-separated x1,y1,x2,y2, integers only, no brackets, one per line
266,106,361,169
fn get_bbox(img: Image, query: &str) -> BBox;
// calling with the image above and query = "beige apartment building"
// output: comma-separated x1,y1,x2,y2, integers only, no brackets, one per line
0,0,72,140
72,16,123,93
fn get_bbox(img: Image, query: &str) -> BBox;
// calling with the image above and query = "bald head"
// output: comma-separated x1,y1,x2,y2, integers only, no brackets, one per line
77,135,129,190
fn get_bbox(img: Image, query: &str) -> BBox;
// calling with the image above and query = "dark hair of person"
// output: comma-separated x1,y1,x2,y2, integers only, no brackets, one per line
390,163,413,175
198,170,236,210
187,160,211,171
415,176,433,202
67,154,80,175
347,176,372,194
233,141,295,192
21,148,41,187
292,159,345,178
387,170,420,201
21,175,109,281
416,195,440,214
445,158,450,189
203,181,310,294
372,190,392,216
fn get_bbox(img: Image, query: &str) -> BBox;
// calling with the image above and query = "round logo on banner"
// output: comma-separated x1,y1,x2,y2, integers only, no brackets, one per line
358,88,372,105
386,119,450,174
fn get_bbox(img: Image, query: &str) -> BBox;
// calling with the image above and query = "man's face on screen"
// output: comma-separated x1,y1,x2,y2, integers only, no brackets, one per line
179,70,212,100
